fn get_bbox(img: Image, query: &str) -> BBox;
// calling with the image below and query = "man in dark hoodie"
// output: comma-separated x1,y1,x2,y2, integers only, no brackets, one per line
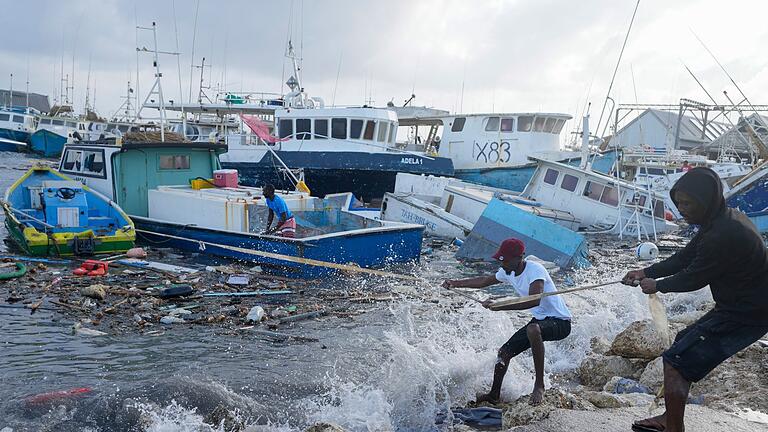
623,167,768,432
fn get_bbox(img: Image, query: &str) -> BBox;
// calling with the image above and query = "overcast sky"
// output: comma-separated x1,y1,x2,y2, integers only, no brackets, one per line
2,0,767,135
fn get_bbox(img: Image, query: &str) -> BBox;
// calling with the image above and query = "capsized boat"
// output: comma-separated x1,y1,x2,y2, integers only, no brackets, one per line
2,166,135,256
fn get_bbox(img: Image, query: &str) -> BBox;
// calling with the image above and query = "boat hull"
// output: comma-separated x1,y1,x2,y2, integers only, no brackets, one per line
133,216,423,278
3,167,136,256
30,130,67,157
222,151,454,202
0,129,31,148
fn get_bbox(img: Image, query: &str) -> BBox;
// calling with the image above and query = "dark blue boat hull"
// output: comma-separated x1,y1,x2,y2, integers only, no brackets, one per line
222,151,454,202
133,216,423,278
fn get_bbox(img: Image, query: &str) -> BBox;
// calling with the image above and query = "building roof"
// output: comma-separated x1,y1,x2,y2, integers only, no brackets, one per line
0,90,51,113
700,113,768,154
611,108,729,147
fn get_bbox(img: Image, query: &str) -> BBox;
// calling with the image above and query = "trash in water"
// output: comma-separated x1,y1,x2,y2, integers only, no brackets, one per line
246,306,266,322
160,316,186,324
157,284,194,299
226,274,250,285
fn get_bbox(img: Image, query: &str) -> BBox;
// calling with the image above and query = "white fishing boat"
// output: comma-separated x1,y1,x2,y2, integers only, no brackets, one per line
393,110,618,192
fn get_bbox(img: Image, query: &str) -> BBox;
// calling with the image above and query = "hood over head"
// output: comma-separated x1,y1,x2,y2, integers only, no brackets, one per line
670,167,725,224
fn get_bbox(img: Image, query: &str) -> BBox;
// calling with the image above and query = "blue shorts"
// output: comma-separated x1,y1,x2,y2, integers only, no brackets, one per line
662,310,768,382
498,317,571,359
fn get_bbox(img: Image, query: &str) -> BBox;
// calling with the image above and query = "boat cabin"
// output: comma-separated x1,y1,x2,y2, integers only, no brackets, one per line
522,158,676,237
273,107,399,152
0,106,38,137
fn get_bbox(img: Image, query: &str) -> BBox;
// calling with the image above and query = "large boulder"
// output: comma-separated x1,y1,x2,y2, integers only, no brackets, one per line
578,354,647,388
501,389,593,428
608,320,667,359
304,423,346,432
639,357,665,392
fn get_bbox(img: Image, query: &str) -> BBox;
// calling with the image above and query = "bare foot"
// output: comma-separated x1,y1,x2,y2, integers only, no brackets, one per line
475,392,500,404
529,386,545,405
632,413,667,431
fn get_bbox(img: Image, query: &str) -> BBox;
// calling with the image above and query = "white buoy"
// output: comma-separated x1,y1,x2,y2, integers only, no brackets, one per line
636,242,659,261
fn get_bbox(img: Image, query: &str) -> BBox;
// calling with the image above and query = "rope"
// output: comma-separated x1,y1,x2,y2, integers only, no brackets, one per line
490,279,623,308
134,228,418,281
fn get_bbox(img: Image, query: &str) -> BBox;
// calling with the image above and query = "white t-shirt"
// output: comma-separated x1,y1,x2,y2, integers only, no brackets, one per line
495,260,572,320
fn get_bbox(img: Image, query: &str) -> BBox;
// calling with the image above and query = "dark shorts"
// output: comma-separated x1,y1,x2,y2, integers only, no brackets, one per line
498,317,572,359
662,310,768,382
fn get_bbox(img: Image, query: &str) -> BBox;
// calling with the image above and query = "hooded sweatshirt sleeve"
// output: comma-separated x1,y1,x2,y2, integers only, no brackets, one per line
653,231,724,293
643,237,698,279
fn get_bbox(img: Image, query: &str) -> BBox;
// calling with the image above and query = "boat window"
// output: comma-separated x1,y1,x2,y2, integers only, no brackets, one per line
533,117,546,132
40,118,51,125
583,180,604,201
118,125,129,132
377,122,388,142
78,123,86,130
451,117,466,132
296,119,311,140
653,199,665,218
278,119,293,139
350,119,364,139
0,114,8,121
52,119,64,126
314,119,328,139
543,118,557,133
363,120,376,140
62,150,82,171
553,119,566,134
560,174,579,192
82,151,105,177
543,168,559,185
485,117,500,132
331,118,347,139
600,185,619,206
159,155,190,170
500,118,515,132
12,115,23,123
66,121,77,128
388,123,396,143
517,116,533,132
645,168,665,175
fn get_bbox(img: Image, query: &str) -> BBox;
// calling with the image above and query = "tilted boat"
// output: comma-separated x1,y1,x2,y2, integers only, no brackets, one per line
2,166,135,256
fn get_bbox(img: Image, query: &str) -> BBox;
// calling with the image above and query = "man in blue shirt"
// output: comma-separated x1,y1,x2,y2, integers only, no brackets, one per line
263,184,296,238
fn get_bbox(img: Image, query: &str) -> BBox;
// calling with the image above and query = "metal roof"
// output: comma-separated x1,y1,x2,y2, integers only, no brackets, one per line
615,108,729,145
0,90,51,113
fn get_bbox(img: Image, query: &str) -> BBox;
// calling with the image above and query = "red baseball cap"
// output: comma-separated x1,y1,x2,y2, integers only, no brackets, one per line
492,238,525,260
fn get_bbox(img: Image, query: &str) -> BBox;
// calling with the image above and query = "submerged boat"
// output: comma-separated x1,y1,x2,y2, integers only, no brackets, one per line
2,166,135,256
57,140,424,278
30,116,80,157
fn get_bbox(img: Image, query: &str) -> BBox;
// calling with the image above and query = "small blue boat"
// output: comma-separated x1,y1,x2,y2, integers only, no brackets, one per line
30,129,69,157
456,198,591,268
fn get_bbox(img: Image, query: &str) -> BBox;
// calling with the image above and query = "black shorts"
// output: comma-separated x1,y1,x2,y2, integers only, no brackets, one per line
498,317,572,359
662,310,768,382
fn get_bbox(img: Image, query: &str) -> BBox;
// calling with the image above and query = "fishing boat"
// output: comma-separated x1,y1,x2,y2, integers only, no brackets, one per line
56,140,425,278
30,115,81,157
2,166,135,256
393,110,618,192
725,162,768,232
0,106,38,146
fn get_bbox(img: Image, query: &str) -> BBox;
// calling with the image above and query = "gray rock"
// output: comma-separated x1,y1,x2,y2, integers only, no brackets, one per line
304,423,346,432
502,389,594,428
590,336,611,355
578,354,646,388
608,320,666,359
639,357,665,392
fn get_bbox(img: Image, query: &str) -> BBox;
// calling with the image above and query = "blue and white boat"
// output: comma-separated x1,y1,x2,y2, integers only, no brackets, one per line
30,115,81,157
56,140,425,278
726,163,768,232
394,110,618,192
0,106,37,147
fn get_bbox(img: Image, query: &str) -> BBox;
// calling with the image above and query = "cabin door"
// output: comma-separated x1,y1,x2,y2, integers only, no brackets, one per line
116,151,149,217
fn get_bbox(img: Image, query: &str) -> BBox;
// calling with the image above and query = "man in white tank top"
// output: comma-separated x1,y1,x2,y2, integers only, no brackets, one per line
443,238,572,405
